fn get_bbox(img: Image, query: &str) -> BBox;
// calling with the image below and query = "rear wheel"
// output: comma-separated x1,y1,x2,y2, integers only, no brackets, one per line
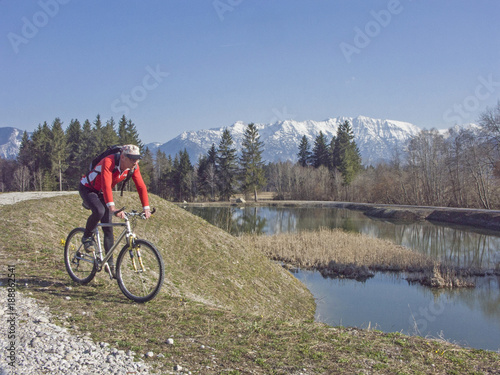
116,239,164,303
64,228,97,284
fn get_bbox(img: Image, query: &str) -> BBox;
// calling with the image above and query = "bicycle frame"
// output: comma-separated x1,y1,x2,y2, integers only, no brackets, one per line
93,219,134,272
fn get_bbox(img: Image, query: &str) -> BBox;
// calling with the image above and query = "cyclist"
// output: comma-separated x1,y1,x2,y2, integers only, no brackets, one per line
79,144,151,278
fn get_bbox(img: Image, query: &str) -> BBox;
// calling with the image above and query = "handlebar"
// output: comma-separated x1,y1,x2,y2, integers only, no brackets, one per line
114,207,156,219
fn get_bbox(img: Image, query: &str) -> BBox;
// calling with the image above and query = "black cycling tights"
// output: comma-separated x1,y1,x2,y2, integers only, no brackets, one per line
79,184,114,265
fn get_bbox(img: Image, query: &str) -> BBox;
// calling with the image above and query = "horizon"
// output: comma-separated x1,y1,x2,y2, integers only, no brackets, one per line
1,113,472,147
1,1,499,144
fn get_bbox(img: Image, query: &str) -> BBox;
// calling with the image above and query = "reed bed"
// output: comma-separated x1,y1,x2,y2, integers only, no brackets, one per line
241,228,475,287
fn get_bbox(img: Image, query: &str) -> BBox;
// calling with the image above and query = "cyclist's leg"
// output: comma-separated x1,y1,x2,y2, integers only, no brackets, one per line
100,198,114,268
79,184,106,238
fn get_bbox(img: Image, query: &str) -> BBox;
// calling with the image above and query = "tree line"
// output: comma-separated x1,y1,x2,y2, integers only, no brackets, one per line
1,103,499,209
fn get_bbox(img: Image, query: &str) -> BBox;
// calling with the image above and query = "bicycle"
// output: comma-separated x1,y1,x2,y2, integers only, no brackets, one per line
64,208,164,303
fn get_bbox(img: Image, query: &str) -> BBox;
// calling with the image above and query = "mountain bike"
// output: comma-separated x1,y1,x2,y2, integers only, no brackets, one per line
64,208,164,303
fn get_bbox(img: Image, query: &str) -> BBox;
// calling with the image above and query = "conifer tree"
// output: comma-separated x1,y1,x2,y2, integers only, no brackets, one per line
118,115,128,143
80,119,96,174
50,118,67,190
101,117,119,146
139,147,154,187
30,122,52,190
297,135,312,167
312,131,330,168
92,114,107,151
328,136,336,171
118,115,143,149
196,154,209,199
204,144,218,200
17,131,34,190
332,120,362,185
171,149,193,201
151,149,171,198
65,119,83,189
240,123,266,201
216,129,237,201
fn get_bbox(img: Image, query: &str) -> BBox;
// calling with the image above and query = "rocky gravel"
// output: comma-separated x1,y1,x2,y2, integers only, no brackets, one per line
0,288,152,375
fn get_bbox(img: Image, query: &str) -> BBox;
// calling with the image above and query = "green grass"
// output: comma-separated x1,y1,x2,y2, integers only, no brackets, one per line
0,193,499,374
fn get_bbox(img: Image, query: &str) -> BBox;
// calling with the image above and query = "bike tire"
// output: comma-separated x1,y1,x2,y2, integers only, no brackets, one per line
116,239,164,303
64,227,97,285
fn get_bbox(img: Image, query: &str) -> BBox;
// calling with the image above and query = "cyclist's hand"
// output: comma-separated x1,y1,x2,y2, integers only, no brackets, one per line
113,208,126,219
143,208,151,219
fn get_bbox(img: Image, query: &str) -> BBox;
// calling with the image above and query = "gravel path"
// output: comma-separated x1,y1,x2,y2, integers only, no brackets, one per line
0,288,152,375
0,191,79,206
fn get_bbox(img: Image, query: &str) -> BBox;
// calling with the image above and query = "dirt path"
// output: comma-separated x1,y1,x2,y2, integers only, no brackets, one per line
0,191,78,206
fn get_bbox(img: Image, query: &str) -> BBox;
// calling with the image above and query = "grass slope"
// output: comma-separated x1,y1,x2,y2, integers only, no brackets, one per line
1,193,499,374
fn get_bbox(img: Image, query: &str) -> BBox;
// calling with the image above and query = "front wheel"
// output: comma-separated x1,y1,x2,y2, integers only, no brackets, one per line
116,239,164,303
64,227,97,284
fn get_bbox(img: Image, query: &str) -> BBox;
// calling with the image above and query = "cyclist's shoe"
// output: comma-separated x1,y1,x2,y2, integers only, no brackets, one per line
82,236,95,253
105,263,116,279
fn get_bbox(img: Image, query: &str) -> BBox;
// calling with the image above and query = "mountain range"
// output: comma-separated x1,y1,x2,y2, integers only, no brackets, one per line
149,116,422,165
0,116,423,165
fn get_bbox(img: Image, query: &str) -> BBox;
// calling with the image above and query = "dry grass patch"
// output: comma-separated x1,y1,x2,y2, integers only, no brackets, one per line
242,228,475,287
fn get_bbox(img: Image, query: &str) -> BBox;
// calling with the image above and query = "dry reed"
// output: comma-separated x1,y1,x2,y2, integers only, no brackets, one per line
241,228,475,287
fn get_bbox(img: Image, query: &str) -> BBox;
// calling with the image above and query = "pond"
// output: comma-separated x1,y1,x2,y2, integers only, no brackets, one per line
184,205,500,351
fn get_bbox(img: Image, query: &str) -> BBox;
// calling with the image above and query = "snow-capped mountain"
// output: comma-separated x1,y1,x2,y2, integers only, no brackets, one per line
0,127,26,159
152,116,422,165
1,116,423,165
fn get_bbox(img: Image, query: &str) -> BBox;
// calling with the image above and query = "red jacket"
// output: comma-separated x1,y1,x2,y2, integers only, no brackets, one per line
81,154,149,209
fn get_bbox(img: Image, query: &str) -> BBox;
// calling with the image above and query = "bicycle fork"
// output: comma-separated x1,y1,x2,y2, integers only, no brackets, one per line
127,234,146,273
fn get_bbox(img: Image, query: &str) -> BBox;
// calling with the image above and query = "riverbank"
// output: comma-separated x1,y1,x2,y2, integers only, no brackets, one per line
181,199,500,231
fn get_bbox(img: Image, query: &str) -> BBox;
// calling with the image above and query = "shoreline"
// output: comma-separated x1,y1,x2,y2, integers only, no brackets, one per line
179,199,500,231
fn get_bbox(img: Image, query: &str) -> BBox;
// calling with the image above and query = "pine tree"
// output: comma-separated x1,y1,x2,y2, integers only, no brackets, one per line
139,148,154,187
328,136,336,171
80,119,96,174
101,117,119,146
118,115,128,144
126,119,143,149
332,120,362,185
65,119,83,189
92,114,107,151
17,131,34,190
312,131,330,168
171,149,193,201
204,144,218,200
151,149,171,198
118,115,143,149
216,129,237,201
50,118,67,191
297,135,312,167
196,154,209,199
30,122,52,190
240,123,266,201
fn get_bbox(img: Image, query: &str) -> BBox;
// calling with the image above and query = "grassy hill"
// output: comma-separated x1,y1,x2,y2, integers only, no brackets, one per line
1,193,499,374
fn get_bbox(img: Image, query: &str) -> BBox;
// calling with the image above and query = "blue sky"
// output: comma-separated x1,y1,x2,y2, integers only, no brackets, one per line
1,0,499,144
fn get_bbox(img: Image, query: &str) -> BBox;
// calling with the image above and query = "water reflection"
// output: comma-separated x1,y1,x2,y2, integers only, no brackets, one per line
295,270,500,351
186,206,500,269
